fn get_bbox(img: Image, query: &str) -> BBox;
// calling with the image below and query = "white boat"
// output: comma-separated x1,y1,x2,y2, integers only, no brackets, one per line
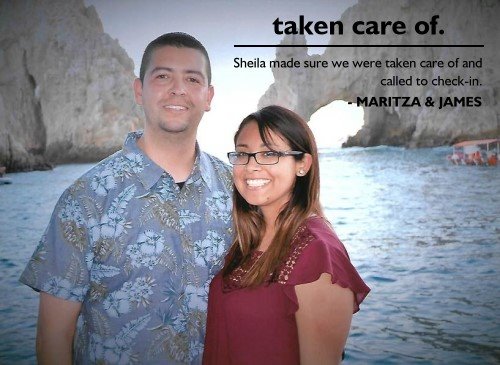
0,177,12,185
448,139,499,166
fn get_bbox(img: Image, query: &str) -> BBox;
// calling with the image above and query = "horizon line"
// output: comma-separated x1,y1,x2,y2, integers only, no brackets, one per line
234,44,485,48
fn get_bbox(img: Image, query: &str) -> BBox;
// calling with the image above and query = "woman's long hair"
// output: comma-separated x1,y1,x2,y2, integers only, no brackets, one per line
222,105,324,286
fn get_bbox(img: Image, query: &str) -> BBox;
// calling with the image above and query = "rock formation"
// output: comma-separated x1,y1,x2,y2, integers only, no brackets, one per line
259,0,500,147
0,0,143,172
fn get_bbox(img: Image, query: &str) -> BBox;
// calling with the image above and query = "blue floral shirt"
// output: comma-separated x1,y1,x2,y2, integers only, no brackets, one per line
20,131,233,364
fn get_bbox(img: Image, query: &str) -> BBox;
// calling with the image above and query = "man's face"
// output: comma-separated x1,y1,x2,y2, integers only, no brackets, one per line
134,46,214,137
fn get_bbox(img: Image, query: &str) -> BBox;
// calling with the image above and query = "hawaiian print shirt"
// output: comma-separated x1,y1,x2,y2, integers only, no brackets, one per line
20,131,233,364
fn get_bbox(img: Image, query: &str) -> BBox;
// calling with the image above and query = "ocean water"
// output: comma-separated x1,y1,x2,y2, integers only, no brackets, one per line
0,146,499,364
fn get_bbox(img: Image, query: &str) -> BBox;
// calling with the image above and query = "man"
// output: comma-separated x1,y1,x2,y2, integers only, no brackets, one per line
20,32,233,364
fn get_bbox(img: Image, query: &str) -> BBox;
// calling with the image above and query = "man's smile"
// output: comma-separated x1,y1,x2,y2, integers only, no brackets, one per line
163,104,188,111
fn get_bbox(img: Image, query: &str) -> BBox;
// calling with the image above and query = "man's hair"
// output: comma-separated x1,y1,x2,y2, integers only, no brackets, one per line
139,32,211,84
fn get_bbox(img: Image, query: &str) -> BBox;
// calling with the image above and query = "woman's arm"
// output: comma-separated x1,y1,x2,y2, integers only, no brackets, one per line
37,292,82,365
295,273,354,365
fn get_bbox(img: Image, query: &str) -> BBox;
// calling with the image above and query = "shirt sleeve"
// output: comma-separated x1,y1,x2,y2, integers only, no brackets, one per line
283,220,370,314
19,186,91,302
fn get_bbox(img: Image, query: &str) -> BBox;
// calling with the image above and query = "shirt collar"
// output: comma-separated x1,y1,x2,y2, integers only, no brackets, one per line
186,143,214,192
122,131,164,190
199,148,214,191
122,130,214,191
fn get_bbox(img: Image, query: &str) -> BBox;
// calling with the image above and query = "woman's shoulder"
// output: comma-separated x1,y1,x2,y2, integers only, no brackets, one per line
303,215,347,250
293,216,348,256
278,216,370,312
276,216,351,285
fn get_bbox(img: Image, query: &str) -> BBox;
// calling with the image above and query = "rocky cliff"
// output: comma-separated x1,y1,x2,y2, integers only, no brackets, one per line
259,0,499,147
0,0,142,172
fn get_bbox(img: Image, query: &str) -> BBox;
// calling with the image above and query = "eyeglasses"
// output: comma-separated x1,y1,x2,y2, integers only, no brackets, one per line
227,151,304,165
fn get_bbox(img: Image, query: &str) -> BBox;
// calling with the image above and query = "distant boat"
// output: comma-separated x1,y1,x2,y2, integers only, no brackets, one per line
0,166,12,184
447,139,499,166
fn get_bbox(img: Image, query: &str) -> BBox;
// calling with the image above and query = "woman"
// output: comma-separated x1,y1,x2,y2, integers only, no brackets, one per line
203,105,370,365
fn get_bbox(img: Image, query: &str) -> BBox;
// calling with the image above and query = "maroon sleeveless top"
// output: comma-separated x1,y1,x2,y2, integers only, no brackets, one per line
203,216,370,365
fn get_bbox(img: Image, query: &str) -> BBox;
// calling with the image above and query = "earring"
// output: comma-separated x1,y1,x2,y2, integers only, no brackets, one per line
298,169,305,176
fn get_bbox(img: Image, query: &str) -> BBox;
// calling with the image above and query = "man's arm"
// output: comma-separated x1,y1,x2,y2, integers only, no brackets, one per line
37,292,82,365
295,273,354,365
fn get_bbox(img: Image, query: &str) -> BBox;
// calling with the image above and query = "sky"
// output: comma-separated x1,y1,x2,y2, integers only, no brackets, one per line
84,0,363,159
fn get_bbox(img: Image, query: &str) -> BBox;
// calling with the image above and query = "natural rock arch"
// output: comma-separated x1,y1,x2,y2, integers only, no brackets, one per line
259,0,499,147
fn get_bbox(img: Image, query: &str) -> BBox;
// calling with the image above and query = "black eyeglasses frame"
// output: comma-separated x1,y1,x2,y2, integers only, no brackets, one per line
227,150,304,165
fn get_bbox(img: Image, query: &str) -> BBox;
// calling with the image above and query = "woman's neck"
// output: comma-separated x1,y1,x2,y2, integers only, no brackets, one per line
257,225,276,252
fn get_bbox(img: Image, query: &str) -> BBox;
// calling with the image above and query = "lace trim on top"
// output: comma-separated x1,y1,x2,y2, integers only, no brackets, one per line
223,250,263,291
223,223,316,290
276,225,315,284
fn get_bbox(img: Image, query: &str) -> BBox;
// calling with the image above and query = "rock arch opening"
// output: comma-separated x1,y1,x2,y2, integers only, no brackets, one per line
308,100,364,149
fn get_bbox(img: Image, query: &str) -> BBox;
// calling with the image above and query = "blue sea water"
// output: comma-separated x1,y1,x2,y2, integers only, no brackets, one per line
0,146,499,364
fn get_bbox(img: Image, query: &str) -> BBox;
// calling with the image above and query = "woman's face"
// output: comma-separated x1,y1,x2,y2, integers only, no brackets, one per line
233,121,303,220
